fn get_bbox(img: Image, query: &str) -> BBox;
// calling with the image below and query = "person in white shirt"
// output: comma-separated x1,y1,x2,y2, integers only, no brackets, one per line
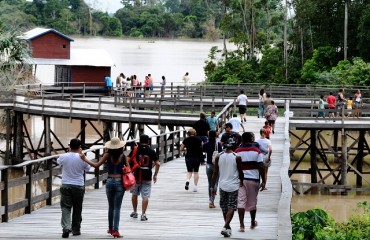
57,138,91,238
256,128,272,189
228,113,245,133
236,90,248,122
182,72,190,96
211,138,243,238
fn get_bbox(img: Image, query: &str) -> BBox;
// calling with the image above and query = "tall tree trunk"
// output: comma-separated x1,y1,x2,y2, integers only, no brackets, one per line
222,0,228,58
284,0,288,81
300,26,304,66
240,0,250,60
250,0,255,58
344,0,348,60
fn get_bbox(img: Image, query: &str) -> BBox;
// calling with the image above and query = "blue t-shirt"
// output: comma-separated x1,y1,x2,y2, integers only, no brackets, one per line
206,116,218,131
105,76,113,87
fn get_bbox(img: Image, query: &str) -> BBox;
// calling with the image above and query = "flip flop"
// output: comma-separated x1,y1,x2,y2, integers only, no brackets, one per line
250,221,258,229
238,227,245,232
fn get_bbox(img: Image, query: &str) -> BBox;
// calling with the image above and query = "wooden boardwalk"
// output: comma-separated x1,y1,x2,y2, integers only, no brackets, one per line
0,116,289,239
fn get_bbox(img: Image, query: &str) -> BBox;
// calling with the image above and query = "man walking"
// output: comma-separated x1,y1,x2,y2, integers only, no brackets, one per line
129,134,160,221
236,90,248,122
206,111,219,132
211,138,243,237
194,112,211,143
228,113,245,133
57,138,91,238
235,132,266,232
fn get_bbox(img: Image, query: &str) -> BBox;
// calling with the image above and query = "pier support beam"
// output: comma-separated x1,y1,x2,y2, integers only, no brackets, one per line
44,116,51,156
357,130,364,187
310,129,317,184
14,112,23,163
103,121,113,142
80,119,86,148
5,110,12,165
340,129,347,186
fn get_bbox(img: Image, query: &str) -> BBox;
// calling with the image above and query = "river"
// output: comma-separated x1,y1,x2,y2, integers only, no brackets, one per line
4,38,369,222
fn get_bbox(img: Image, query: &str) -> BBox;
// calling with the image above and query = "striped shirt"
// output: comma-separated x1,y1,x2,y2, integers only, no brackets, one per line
235,146,263,180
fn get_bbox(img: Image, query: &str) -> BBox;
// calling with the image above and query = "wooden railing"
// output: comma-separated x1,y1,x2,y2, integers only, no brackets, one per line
0,129,186,223
10,82,370,101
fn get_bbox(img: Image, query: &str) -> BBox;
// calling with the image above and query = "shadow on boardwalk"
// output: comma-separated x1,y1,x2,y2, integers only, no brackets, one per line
0,117,286,240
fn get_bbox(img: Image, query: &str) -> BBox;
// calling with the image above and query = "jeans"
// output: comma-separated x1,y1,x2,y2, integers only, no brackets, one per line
60,184,85,233
206,164,218,203
106,178,125,231
258,102,265,117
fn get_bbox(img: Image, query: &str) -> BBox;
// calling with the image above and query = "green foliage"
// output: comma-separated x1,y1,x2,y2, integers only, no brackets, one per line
292,208,333,240
292,202,370,240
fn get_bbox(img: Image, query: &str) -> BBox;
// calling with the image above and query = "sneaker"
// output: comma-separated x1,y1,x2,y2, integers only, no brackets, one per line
130,212,138,218
221,228,231,237
209,202,216,208
62,229,71,238
141,214,148,221
72,231,81,236
193,185,198,192
185,181,189,190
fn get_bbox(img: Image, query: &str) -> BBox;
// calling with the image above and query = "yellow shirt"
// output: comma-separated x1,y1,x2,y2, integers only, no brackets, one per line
347,100,353,108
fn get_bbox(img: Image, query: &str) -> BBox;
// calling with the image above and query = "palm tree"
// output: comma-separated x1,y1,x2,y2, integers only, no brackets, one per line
0,24,34,90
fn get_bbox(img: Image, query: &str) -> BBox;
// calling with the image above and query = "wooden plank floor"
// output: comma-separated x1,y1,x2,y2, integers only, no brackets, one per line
0,116,286,240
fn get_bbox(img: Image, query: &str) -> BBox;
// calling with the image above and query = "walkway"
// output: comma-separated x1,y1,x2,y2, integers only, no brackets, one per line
0,116,289,239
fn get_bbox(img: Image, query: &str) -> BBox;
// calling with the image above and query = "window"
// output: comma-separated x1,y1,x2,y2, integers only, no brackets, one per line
62,44,66,48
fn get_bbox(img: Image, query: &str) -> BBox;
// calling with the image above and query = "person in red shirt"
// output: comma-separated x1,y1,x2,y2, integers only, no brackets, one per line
326,92,336,120
262,121,271,139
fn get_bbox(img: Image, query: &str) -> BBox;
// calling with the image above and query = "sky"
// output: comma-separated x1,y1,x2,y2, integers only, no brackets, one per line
85,0,123,14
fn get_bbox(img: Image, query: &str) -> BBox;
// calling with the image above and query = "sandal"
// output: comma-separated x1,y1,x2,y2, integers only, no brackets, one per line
250,221,258,229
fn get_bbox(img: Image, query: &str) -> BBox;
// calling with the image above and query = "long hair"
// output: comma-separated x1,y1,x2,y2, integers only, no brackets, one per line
260,88,265,96
108,148,124,164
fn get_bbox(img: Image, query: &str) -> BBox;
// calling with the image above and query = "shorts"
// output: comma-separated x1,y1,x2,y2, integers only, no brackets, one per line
237,180,259,211
268,120,275,125
238,105,247,114
130,182,152,198
263,155,271,167
219,189,238,214
185,157,201,172
106,86,112,93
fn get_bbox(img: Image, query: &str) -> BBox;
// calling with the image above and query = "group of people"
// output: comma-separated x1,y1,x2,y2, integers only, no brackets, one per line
318,88,363,120
105,73,167,98
179,107,273,237
57,135,160,238
104,71,193,98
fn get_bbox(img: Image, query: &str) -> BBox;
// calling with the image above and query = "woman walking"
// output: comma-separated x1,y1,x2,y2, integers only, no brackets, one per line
265,100,278,134
353,89,363,118
203,130,222,208
258,88,266,118
80,137,128,238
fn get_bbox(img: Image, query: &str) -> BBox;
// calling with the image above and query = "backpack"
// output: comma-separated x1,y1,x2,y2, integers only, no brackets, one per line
212,141,219,164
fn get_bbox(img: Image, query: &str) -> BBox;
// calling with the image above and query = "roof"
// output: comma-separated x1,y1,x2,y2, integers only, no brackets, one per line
22,27,74,42
28,49,114,67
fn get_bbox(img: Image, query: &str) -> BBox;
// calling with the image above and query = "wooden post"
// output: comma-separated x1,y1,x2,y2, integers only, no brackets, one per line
44,116,51,156
117,122,122,140
334,130,338,162
138,124,144,137
340,129,347,193
160,125,166,163
310,129,318,184
94,149,100,189
1,168,9,222
103,121,113,142
80,119,86,148
357,130,364,187
14,112,23,163
25,164,33,214
46,159,53,205
5,110,12,165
